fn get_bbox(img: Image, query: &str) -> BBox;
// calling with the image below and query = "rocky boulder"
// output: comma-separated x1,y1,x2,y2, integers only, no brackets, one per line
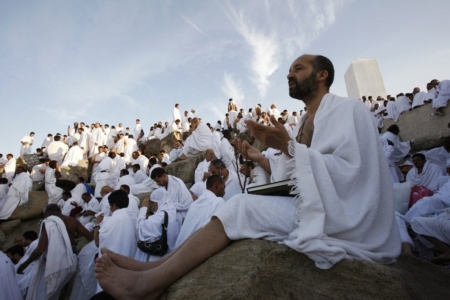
60,159,88,182
144,138,161,157
166,152,206,186
16,154,41,172
9,191,48,220
162,239,450,300
0,230,5,243
0,219,21,234
161,132,181,154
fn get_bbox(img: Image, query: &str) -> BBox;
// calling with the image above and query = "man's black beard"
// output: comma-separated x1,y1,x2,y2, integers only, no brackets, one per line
289,71,318,101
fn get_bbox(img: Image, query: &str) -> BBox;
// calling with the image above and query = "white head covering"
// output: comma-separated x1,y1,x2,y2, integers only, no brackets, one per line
151,188,175,212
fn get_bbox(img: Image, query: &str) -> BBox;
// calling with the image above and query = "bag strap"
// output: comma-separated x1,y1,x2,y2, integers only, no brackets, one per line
162,210,168,229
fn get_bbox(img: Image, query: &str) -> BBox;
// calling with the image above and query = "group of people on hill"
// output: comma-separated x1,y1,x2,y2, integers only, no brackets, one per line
1,54,449,299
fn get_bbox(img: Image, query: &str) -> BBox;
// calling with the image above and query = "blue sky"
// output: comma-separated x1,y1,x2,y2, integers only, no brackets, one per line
1,0,449,157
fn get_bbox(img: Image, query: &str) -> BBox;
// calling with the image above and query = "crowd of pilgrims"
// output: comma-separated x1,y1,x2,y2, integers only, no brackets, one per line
1,80,450,299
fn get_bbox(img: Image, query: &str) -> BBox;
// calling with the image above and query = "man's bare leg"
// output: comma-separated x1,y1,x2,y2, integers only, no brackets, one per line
102,228,203,271
422,235,450,264
401,242,414,255
95,218,231,299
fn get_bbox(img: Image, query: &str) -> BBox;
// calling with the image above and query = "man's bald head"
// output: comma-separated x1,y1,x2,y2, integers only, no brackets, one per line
205,149,215,162
100,186,112,196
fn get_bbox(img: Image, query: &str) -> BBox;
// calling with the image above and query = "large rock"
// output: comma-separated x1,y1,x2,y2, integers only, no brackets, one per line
162,239,450,300
0,230,5,243
16,154,40,172
60,159,88,182
9,191,48,220
161,132,181,154
166,152,205,185
0,219,21,234
382,103,450,151
144,138,161,157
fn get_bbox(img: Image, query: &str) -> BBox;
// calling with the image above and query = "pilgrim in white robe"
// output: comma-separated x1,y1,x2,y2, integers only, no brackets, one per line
165,175,193,228
175,190,225,247
97,208,136,292
114,174,136,190
0,183,9,202
94,157,116,198
406,161,444,192
79,196,100,226
169,147,183,162
382,131,411,163
20,135,34,156
410,209,450,245
173,107,181,122
15,239,38,297
88,128,104,158
130,164,160,195
135,188,180,262
47,141,69,166
26,216,77,300
69,241,98,300
78,132,89,155
433,80,450,109
412,91,427,108
220,138,237,172
380,138,403,183
194,159,211,183
41,136,53,148
30,163,46,182
0,251,23,300
62,145,84,167
134,155,149,174
423,146,450,174
425,87,436,101
0,172,32,219
61,197,83,216
45,168,63,204
395,96,411,116
95,192,112,218
211,130,222,159
181,123,213,157
190,170,241,201
124,138,138,162
115,137,126,154
71,183,87,202
214,94,401,269
4,157,16,183
133,124,142,141
90,152,106,183
404,177,450,222
132,169,148,184
384,101,399,122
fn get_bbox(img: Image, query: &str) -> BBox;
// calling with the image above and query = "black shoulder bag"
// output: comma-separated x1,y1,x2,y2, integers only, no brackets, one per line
136,210,169,256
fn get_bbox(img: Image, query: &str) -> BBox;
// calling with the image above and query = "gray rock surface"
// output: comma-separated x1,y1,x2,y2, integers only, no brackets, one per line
60,159,89,182
382,103,450,151
166,152,205,185
9,191,48,220
144,138,161,157
16,154,41,172
0,219,21,234
161,132,181,154
162,239,450,300
0,230,5,243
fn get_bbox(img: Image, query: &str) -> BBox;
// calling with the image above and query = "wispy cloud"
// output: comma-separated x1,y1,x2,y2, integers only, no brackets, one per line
179,13,209,37
221,73,244,108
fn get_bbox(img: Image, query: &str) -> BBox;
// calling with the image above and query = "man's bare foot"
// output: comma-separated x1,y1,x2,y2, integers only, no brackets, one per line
95,253,164,299
401,242,414,256
101,248,156,271
431,252,450,264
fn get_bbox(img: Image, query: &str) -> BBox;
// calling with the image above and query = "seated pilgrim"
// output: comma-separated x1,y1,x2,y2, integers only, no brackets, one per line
178,117,213,159
406,153,445,193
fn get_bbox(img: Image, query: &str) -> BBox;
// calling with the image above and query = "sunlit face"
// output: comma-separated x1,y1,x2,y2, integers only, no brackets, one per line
287,55,318,100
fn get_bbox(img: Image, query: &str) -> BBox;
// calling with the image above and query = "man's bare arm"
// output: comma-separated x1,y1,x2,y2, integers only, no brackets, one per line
76,220,94,241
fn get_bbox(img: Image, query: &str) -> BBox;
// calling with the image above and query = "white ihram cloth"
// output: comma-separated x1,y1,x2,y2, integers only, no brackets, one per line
114,174,136,190
211,131,221,159
97,208,136,292
425,87,436,101
62,145,84,167
96,192,112,218
412,91,427,108
94,157,115,198
15,240,38,297
47,141,69,165
0,251,23,300
385,101,399,122
79,198,100,225
115,138,125,153
127,194,140,226
220,138,237,172
175,190,225,247
380,138,403,183
61,197,83,216
45,168,63,204
166,175,193,228
130,164,160,195
88,128,104,158
134,124,142,141
26,216,77,300
190,170,241,201
4,157,16,182
135,155,149,174
382,131,411,163
433,80,450,109
42,137,53,148
181,123,213,157
173,107,181,122
78,132,89,153
30,163,46,181
135,188,180,262
124,138,138,162
0,172,32,219
404,177,450,222
214,94,401,269
0,184,8,202
71,183,87,203
406,161,444,192
20,135,34,155
411,209,450,244
423,146,450,174
194,159,210,183
69,241,98,300
133,169,148,184
395,96,411,115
